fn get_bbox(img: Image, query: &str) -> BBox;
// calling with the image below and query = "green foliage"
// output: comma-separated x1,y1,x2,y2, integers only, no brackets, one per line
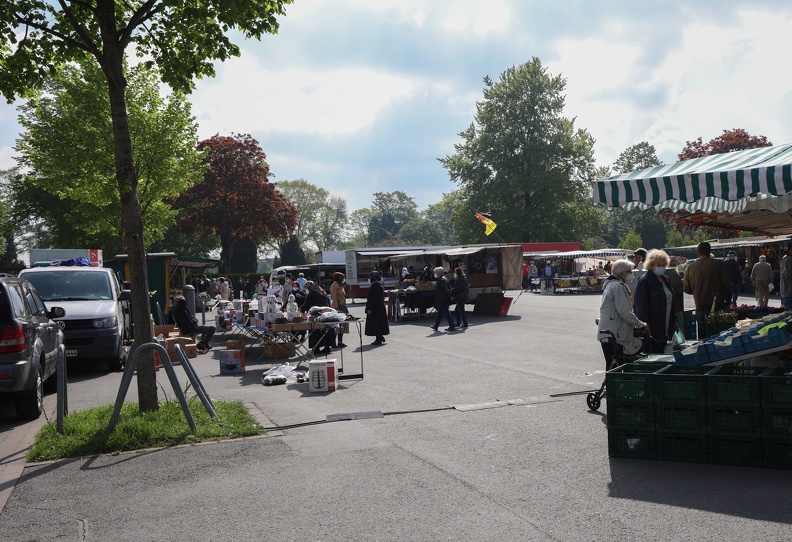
618,230,643,250
27,400,265,461
368,191,419,245
440,58,601,243
14,60,204,251
276,179,349,253
665,228,711,248
613,141,663,174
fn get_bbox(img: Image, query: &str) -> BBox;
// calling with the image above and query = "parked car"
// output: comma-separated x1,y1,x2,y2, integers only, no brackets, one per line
18,266,131,371
0,275,65,419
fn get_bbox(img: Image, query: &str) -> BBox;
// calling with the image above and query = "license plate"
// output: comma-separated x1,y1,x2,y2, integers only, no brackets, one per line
65,350,78,357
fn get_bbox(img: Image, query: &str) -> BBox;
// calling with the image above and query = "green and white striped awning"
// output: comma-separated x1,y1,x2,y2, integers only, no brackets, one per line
591,144,792,235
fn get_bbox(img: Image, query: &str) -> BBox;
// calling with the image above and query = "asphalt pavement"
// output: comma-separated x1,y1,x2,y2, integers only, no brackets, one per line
1,290,791,541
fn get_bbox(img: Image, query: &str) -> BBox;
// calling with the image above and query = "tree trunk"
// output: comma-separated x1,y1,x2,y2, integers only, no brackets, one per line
102,37,158,412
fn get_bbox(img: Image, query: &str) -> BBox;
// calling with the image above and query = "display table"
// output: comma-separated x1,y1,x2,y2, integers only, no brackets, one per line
388,289,434,321
271,319,363,380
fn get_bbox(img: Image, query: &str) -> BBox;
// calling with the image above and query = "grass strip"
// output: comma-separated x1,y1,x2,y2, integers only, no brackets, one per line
27,400,266,461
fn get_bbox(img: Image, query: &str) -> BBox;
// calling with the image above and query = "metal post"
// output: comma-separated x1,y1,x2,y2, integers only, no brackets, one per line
174,344,216,418
183,284,196,317
56,345,67,433
107,342,196,433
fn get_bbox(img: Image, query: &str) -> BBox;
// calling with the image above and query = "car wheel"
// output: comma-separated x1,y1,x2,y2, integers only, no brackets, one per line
16,369,44,420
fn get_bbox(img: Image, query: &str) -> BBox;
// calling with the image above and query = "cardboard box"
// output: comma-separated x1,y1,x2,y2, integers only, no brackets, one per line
218,350,245,374
226,339,245,350
154,325,177,337
308,359,336,392
264,342,296,359
166,336,195,352
183,344,198,358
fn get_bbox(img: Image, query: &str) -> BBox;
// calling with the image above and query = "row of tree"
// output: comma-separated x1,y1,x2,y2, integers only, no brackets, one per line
1,57,772,277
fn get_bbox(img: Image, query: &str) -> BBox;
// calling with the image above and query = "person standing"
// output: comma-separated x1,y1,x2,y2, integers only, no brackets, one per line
296,272,308,290
529,260,538,292
365,273,389,345
683,242,731,337
451,267,469,329
330,272,348,348
255,276,268,296
633,250,674,354
302,281,332,355
217,277,230,300
430,267,456,332
780,244,792,310
723,251,743,308
522,262,529,291
267,277,283,304
750,255,773,309
543,260,557,294
597,259,648,371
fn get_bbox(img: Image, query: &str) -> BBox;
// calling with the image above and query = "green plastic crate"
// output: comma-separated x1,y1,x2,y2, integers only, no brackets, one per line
656,432,708,463
761,367,792,408
763,408,792,437
656,404,707,433
709,406,762,436
764,437,792,470
605,362,670,403
607,428,656,460
655,365,711,404
607,401,654,430
707,366,764,407
710,436,762,467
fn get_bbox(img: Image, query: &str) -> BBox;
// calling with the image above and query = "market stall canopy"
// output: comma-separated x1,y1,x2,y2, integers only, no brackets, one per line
523,249,633,260
591,144,792,235
667,235,792,251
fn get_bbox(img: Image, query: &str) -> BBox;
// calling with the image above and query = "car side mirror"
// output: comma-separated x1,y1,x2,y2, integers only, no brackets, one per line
119,290,132,301
50,306,66,319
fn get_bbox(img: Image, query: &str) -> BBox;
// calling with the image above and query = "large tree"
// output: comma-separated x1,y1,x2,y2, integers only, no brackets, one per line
276,179,348,256
173,134,297,273
678,129,772,160
0,0,291,411
368,191,419,245
605,142,669,250
440,57,603,243
15,59,203,254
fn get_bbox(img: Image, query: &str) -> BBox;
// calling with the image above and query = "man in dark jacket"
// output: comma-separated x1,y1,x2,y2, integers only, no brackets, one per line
430,267,456,332
170,296,215,352
301,281,332,355
723,251,743,308
365,273,389,345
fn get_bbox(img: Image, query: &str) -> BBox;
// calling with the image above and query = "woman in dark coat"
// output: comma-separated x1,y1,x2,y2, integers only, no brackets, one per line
301,281,332,355
634,249,675,354
450,267,469,328
365,273,389,345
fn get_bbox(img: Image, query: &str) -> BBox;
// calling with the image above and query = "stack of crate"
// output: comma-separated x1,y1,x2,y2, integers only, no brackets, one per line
607,362,792,469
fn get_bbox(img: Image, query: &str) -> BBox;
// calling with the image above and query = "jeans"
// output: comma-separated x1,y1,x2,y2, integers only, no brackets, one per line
196,325,215,344
434,302,455,328
782,296,792,310
730,282,740,305
453,301,468,327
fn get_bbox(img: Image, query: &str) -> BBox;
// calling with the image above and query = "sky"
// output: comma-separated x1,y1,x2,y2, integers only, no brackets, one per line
2,0,792,215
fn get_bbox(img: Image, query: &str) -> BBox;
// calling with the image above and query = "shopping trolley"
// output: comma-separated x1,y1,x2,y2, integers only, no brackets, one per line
587,326,649,411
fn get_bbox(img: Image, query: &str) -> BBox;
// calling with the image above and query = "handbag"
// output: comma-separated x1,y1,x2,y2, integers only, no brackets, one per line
672,329,685,349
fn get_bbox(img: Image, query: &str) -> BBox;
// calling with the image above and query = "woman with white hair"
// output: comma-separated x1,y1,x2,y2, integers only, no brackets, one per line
596,259,648,371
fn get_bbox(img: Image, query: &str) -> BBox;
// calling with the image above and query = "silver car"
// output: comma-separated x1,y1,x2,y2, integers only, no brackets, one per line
0,276,65,419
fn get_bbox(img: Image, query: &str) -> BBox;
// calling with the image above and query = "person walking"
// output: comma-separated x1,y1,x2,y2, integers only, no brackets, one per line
450,267,469,329
365,273,389,345
330,272,348,348
430,266,456,332
597,259,648,371
750,255,773,309
683,242,731,337
543,260,557,294
723,251,743,308
528,260,538,292
633,250,674,354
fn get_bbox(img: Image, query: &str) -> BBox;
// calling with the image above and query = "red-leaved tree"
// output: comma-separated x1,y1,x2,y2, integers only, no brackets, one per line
173,134,297,272
678,128,772,160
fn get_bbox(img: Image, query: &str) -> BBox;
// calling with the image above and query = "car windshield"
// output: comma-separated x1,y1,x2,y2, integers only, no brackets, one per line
23,271,113,301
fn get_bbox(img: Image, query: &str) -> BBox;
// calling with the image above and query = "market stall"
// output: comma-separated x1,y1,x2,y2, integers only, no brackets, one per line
591,143,792,467
523,249,633,294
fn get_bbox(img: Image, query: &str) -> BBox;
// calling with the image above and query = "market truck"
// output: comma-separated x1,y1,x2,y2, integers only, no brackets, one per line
344,244,523,305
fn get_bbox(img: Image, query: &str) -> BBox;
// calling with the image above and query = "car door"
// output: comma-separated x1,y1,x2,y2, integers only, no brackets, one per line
23,284,58,373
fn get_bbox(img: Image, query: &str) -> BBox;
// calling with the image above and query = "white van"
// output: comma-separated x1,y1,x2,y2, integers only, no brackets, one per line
18,266,131,371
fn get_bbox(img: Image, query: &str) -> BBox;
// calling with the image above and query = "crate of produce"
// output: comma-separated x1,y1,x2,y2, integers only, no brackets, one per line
672,341,711,366
709,406,762,436
709,436,761,467
760,367,792,408
607,428,656,460
705,337,746,363
607,402,654,430
763,437,792,470
706,365,764,406
742,327,790,353
656,432,708,463
656,404,707,433
763,408,792,437
605,363,670,403
655,365,711,404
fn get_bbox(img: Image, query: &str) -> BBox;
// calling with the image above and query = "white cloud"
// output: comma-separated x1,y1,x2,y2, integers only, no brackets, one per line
192,55,419,139
0,146,16,170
